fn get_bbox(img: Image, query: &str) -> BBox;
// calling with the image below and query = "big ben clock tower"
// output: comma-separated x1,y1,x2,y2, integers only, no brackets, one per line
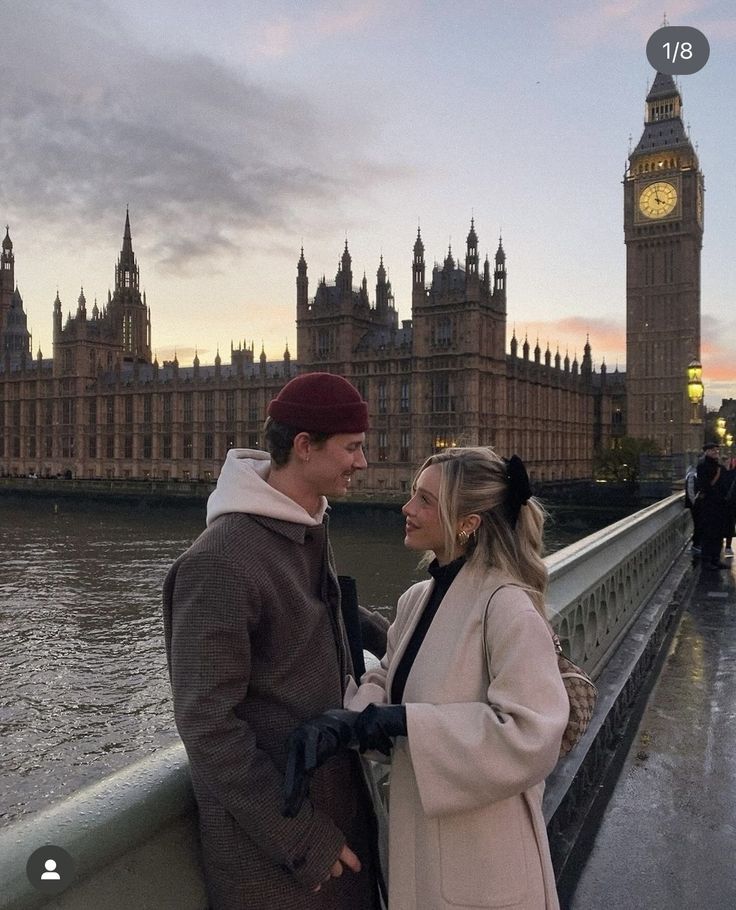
625,71,704,456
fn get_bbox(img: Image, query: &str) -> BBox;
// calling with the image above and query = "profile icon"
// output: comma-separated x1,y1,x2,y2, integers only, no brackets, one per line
26,845,75,895
41,858,61,880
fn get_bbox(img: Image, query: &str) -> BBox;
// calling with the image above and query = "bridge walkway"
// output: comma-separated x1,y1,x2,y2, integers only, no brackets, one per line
569,560,736,910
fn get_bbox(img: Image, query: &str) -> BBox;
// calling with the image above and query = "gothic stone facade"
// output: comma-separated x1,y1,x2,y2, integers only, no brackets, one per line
0,214,623,491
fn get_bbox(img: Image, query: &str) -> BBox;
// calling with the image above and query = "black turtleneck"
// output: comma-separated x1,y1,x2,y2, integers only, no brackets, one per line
390,556,466,705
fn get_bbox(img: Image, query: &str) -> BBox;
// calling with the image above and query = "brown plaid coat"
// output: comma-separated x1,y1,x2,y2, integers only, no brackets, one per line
163,511,379,910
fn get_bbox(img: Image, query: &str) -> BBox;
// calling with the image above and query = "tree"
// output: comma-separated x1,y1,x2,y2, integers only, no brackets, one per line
593,437,661,486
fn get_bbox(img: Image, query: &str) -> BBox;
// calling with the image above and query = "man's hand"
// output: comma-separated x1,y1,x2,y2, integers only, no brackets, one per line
282,709,359,817
311,844,362,892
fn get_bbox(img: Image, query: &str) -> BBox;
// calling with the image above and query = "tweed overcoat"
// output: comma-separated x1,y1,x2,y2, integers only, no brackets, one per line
163,451,379,910
346,562,569,910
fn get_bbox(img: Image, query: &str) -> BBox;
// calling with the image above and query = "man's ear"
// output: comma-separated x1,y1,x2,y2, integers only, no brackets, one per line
293,432,312,463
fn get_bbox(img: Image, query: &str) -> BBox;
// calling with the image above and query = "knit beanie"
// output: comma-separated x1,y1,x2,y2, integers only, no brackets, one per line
267,372,369,434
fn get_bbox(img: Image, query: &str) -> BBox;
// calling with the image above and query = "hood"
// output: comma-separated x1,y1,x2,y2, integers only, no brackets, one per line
206,449,327,527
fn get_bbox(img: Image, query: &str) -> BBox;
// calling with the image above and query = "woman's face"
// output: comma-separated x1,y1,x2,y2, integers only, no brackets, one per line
402,464,448,561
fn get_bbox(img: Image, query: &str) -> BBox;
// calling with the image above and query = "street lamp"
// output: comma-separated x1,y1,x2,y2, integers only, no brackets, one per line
716,416,726,443
687,360,704,423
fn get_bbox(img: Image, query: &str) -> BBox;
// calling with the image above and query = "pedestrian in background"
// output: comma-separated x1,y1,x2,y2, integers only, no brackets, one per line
684,463,701,554
696,442,729,570
720,456,736,558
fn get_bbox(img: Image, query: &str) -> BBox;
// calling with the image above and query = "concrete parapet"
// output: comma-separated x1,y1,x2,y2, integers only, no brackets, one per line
0,743,207,910
547,492,690,674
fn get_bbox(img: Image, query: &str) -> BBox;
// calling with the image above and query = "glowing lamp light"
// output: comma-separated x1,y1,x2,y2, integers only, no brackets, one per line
687,360,704,404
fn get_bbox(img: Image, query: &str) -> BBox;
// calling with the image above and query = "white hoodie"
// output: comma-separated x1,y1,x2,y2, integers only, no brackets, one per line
206,448,328,527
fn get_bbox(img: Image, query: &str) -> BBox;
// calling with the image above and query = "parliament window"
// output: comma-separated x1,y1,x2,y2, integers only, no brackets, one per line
204,392,215,424
400,381,410,412
378,382,387,414
183,393,193,426
378,432,388,462
400,431,410,462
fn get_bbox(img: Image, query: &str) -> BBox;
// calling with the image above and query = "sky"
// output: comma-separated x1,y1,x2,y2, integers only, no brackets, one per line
1,0,734,407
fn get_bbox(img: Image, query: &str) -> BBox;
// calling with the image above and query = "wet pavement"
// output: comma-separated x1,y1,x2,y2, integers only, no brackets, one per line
569,558,736,909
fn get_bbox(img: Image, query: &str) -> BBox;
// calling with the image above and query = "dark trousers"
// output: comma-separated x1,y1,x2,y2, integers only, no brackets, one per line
690,501,703,548
700,497,725,565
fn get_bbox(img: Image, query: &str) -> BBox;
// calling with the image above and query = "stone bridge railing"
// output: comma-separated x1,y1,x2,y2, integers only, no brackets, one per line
0,495,692,909
547,492,691,676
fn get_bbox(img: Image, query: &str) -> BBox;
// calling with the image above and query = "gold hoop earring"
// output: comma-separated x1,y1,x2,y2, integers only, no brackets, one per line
457,529,469,546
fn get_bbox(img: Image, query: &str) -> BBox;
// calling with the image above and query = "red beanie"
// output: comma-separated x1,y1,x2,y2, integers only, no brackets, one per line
267,372,369,433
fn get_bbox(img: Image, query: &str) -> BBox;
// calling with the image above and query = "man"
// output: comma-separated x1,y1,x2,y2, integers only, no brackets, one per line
163,372,381,910
696,441,728,570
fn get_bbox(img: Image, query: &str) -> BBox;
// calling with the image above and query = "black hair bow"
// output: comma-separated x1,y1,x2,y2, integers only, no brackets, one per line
504,454,532,528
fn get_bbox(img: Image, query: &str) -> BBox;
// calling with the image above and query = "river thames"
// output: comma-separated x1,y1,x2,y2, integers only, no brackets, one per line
0,496,636,826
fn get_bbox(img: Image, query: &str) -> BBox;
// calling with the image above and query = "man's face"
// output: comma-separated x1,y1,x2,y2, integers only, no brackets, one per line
307,432,367,497
705,447,719,460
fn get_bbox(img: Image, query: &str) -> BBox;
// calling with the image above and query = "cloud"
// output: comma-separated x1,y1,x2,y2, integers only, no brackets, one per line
0,0,400,273
155,346,205,363
513,315,626,362
552,0,725,52
252,0,397,59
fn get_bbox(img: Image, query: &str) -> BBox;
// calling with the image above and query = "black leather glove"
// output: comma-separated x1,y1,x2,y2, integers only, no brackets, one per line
354,704,407,755
282,709,359,818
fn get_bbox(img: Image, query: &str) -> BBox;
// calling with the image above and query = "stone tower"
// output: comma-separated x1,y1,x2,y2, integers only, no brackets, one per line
108,208,151,364
624,72,704,455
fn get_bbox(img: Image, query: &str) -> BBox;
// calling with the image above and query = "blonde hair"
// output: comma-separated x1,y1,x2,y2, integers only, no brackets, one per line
413,446,548,617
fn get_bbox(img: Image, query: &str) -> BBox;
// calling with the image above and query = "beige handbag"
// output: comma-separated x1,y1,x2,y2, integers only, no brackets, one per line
483,587,597,759
549,631,597,757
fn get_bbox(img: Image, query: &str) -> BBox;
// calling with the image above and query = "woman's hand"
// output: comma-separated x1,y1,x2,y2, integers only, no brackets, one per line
282,709,359,817
354,704,407,755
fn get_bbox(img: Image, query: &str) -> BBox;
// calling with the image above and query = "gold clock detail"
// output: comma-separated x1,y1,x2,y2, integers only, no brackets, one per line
639,181,678,219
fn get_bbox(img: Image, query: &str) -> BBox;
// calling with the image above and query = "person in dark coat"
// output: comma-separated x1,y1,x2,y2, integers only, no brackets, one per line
163,373,382,910
720,457,736,558
696,442,728,570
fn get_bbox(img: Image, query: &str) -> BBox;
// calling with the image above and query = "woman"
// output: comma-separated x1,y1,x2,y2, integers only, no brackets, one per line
284,447,569,909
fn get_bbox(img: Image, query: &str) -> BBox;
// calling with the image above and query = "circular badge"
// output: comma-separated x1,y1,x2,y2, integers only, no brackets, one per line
26,844,76,896
646,26,710,75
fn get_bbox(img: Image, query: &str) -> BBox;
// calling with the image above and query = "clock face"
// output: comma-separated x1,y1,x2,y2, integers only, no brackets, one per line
639,181,678,219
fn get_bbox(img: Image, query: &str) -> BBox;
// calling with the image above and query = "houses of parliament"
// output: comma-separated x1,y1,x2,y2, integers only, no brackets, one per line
0,72,703,493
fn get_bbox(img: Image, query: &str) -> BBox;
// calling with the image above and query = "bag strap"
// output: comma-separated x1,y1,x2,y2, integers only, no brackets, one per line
481,584,558,678
481,584,505,679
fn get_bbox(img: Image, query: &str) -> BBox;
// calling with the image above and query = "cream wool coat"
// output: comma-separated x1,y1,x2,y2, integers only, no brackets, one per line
346,563,569,910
